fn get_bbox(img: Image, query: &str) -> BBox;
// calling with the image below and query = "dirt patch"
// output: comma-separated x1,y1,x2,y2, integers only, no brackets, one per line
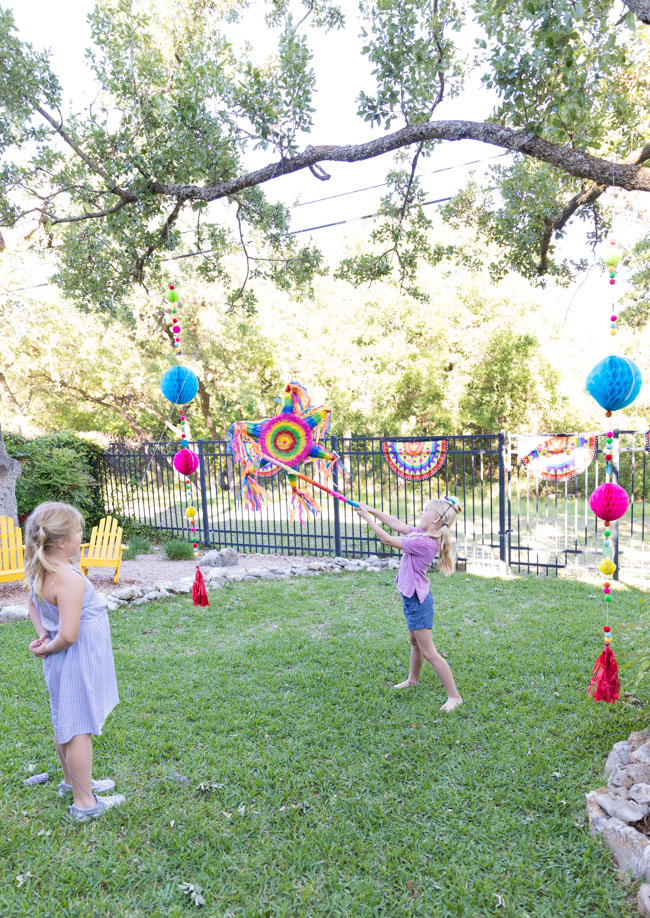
0,549,314,607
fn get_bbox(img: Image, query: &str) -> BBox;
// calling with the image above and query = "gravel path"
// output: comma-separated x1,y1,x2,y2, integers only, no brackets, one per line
0,550,314,608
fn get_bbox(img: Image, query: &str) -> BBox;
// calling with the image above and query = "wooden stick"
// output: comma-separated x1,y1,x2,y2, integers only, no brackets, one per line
260,456,359,507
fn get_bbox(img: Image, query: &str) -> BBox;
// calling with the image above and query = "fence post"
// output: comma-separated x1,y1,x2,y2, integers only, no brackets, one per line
331,435,342,558
612,429,620,581
196,440,212,549
498,431,508,567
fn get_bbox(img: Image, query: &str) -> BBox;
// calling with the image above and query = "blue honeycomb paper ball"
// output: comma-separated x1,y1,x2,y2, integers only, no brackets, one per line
586,355,642,412
160,366,199,405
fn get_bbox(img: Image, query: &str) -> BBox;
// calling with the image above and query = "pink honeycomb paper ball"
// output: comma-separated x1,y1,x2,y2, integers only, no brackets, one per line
173,448,199,476
589,482,629,522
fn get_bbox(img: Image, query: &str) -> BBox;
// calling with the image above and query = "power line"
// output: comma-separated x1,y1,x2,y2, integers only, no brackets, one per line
288,195,453,236
294,151,510,208
5,282,50,294
5,149,506,291
6,191,456,287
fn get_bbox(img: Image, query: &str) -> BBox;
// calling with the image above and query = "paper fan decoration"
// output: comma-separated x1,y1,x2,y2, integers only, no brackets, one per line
519,435,597,482
381,439,448,481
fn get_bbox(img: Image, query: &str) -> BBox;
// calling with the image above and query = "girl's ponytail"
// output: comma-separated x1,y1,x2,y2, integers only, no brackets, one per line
437,525,455,576
422,496,462,576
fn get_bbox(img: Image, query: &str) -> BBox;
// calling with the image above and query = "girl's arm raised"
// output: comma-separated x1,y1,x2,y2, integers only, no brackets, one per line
358,503,411,535
355,506,403,549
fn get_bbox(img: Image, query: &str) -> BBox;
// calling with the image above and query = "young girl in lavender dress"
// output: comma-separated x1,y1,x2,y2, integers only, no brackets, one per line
25,502,124,820
355,496,464,712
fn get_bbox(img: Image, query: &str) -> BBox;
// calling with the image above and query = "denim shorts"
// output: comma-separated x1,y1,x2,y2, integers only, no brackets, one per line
401,591,434,630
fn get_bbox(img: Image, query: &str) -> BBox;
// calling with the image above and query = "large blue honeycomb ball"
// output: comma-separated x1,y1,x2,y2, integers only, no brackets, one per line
160,366,199,405
586,355,642,412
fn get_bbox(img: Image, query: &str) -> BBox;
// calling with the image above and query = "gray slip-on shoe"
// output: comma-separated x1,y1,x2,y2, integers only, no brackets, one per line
68,793,125,822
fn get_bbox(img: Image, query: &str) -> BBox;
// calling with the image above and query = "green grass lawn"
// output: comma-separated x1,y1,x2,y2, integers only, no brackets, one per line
1,571,648,917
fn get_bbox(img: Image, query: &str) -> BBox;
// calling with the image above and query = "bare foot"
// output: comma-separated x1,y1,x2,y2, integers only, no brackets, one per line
440,695,463,712
393,679,418,690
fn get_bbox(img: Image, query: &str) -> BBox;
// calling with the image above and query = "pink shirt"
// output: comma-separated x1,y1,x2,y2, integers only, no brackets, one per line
395,527,439,603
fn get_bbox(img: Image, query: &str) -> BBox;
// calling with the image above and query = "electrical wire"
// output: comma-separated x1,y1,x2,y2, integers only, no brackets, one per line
294,151,510,208
5,150,507,293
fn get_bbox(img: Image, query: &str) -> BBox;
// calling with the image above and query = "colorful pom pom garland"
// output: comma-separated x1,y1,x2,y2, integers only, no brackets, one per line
158,284,206,598
584,238,639,703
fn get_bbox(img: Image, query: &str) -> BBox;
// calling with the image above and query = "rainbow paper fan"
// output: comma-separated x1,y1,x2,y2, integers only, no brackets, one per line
519,435,597,482
381,439,448,482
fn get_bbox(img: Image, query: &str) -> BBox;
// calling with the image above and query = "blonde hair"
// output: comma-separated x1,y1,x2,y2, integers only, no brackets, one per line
24,502,84,600
422,496,462,577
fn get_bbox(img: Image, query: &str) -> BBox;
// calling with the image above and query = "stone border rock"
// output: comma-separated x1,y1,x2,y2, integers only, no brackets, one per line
0,552,400,621
586,728,650,915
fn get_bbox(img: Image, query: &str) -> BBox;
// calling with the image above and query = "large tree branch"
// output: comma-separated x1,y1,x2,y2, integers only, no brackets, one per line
31,371,177,439
622,0,650,24
537,141,650,273
150,122,650,201
46,197,133,226
34,104,137,203
0,371,33,435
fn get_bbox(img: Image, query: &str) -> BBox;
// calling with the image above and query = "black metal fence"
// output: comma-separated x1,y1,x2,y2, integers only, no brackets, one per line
95,430,650,582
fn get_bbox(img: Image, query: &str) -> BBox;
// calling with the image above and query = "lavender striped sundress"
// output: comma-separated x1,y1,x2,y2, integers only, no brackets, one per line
31,569,119,745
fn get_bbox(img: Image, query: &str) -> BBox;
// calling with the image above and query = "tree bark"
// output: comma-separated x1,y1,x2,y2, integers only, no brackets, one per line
197,378,218,439
149,126,650,203
0,426,22,522
622,0,650,24
0,372,34,437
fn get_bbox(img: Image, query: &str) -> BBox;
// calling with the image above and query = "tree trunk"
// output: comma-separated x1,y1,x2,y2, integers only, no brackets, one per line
0,426,22,522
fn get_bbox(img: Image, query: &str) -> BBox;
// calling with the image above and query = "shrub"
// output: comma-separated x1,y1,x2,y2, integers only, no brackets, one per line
121,518,165,544
4,431,105,528
163,539,196,560
123,535,152,560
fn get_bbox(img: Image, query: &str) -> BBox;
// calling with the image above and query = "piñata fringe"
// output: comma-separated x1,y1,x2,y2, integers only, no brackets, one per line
289,486,321,525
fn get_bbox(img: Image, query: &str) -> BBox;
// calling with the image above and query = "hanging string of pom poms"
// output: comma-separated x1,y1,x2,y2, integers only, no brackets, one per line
159,284,208,606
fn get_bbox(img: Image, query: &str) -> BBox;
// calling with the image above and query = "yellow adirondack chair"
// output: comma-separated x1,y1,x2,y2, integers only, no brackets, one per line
79,516,128,583
0,515,24,584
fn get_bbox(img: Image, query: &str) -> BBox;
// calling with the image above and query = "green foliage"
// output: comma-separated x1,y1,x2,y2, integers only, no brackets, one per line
1,572,646,914
122,534,152,560
443,163,596,283
618,235,650,329
164,538,196,560
0,233,615,440
357,0,463,129
474,0,641,147
0,0,328,316
121,518,167,544
3,431,105,527
459,330,567,432
1,0,649,307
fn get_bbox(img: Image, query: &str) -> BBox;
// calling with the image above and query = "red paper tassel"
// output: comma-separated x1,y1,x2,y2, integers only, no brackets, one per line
588,644,620,703
192,565,210,607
